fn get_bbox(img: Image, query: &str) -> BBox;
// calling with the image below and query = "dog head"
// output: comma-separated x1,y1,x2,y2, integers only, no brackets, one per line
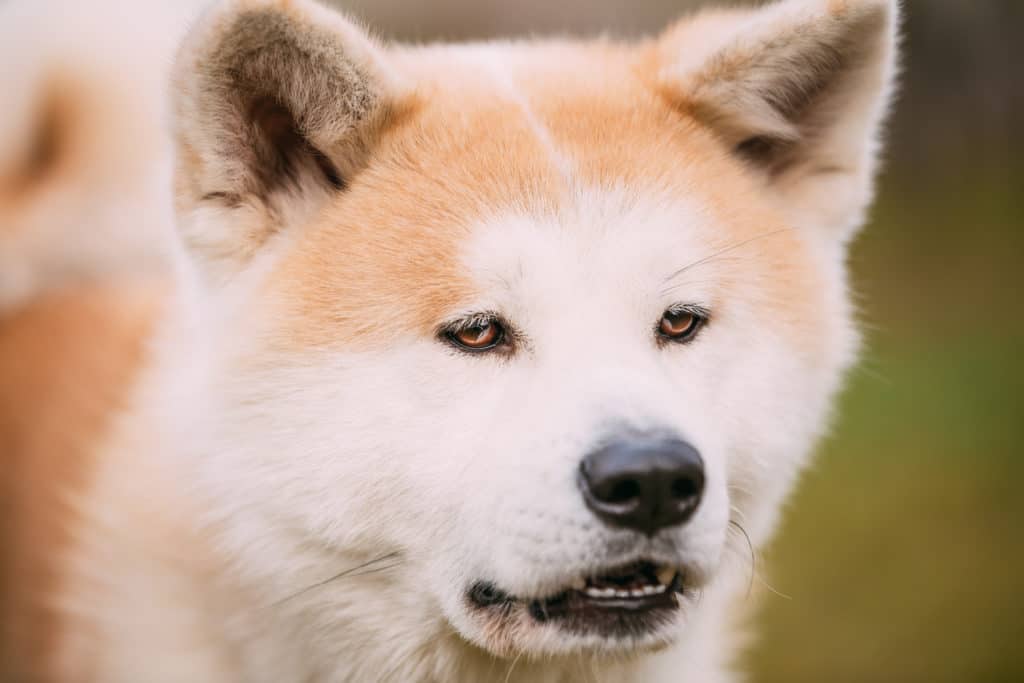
171,0,898,666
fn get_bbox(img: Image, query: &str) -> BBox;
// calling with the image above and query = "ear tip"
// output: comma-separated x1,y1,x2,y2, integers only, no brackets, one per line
775,0,899,26
844,0,902,31
172,0,397,99
860,0,902,25
169,0,399,225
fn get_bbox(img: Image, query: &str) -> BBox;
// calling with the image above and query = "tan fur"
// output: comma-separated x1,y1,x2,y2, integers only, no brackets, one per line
0,281,163,682
266,43,824,352
0,0,897,679
271,72,569,347
0,1,197,679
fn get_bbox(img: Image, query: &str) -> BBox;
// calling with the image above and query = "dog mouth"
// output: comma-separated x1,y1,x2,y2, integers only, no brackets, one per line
467,560,686,638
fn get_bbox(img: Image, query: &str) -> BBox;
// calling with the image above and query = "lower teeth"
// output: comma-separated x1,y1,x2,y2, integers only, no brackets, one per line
583,583,668,599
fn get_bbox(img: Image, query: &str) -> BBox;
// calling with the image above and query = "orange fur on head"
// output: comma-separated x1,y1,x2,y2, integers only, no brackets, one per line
0,0,898,679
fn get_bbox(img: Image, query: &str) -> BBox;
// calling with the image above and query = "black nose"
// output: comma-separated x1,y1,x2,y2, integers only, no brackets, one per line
578,434,705,536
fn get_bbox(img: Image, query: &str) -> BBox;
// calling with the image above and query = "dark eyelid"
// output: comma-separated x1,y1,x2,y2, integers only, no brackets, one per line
665,303,711,319
438,311,502,337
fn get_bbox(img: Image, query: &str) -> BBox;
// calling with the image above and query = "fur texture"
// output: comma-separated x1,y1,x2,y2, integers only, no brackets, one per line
1,0,900,681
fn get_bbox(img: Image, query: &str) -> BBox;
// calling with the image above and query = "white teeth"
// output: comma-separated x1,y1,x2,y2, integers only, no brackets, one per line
576,566,680,599
583,584,669,599
656,566,677,586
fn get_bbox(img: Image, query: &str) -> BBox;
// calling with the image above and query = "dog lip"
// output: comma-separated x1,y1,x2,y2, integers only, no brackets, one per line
527,575,681,625
468,581,513,607
467,560,685,622
527,565,684,624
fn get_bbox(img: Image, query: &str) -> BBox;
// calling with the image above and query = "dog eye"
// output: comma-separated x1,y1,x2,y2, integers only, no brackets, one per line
658,308,705,343
447,320,505,351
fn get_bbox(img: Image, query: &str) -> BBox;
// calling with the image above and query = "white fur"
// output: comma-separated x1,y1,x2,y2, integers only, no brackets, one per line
156,182,852,681
7,0,899,680
0,0,203,312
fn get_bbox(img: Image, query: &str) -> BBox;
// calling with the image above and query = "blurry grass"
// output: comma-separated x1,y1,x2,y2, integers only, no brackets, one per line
749,169,1024,682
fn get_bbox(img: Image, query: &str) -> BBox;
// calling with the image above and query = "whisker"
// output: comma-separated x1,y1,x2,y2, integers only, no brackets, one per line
269,551,401,607
727,484,760,502
663,228,795,286
755,574,793,601
658,276,735,298
728,519,756,599
727,518,794,603
347,562,404,579
504,649,525,683
728,502,749,522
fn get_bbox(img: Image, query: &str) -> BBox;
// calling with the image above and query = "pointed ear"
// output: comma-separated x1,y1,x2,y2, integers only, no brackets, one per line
656,0,900,241
171,0,400,280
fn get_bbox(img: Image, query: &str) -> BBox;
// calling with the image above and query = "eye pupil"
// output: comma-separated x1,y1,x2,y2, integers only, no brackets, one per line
659,310,703,341
449,320,504,350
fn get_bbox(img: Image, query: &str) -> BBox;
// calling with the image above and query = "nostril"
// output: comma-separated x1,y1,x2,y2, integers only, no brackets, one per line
607,479,641,504
671,476,699,501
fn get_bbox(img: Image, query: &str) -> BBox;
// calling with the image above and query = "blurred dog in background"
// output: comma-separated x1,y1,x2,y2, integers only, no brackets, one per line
0,1,199,679
0,0,899,681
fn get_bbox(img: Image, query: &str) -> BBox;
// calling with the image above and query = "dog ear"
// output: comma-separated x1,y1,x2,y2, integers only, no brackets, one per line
657,0,899,241
171,0,400,281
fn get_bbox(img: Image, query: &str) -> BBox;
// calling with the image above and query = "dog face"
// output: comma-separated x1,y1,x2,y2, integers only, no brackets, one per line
172,0,897,664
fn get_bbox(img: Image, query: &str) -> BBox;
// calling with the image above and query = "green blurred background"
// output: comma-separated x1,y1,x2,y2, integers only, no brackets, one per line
333,1,1023,680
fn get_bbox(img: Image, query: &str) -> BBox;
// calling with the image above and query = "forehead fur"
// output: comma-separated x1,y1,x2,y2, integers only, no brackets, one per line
268,39,823,350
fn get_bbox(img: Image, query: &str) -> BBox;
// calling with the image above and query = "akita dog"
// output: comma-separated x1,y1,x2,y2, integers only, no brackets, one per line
1,0,899,680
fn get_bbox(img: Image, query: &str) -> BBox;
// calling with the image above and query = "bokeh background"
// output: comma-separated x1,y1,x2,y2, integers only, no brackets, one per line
325,1,1023,680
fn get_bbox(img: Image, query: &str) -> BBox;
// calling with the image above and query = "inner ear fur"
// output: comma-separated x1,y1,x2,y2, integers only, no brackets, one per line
172,0,396,222
655,0,899,239
659,0,898,175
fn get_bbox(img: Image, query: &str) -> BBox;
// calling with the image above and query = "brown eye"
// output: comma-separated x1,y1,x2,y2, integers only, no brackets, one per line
658,309,705,342
448,320,505,351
